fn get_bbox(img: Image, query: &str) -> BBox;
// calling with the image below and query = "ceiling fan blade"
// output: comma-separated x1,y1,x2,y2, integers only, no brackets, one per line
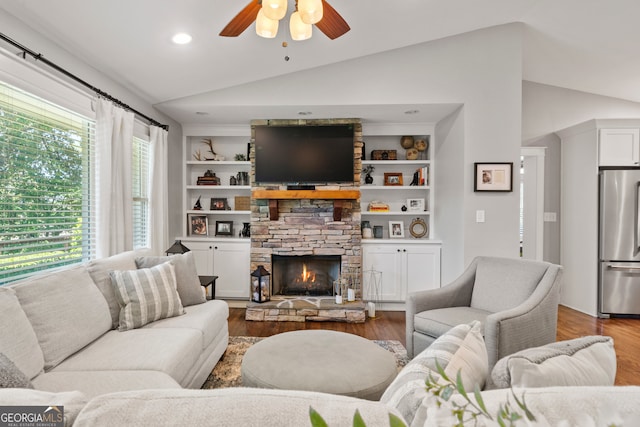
219,0,262,37
315,0,350,40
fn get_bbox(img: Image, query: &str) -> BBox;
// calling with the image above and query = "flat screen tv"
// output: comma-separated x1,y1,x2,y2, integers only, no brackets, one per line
254,124,355,184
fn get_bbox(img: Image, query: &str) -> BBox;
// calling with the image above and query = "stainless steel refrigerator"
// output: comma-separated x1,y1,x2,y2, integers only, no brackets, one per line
599,168,640,316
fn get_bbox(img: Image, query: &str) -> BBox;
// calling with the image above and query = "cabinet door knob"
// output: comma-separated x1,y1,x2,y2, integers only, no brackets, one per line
209,246,213,250
214,246,218,250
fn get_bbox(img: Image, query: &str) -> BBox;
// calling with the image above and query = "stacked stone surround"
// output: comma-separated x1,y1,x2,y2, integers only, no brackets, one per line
247,119,364,322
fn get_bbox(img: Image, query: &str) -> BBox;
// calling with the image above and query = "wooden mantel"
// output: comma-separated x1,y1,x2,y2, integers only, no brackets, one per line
252,189,360,221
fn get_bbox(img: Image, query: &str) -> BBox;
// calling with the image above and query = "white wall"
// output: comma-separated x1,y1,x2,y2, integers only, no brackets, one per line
434,107,466,283
0,9,184,244
174,23,524,279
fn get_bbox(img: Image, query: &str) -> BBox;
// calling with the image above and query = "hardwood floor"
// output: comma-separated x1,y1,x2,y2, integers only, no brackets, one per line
228,305,640,385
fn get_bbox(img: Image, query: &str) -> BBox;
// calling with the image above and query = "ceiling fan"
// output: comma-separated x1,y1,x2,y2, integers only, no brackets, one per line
219,0,350,40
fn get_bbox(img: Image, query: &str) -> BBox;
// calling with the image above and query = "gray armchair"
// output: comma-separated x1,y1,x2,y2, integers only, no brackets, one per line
406,256,562,370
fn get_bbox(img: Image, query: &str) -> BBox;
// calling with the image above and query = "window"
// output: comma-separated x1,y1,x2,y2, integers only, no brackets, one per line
0,81,96,283
0,80,153,284
132,136,150,249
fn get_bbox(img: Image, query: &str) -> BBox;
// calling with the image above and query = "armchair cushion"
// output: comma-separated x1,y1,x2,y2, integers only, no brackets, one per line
470,257,548,312
414,307,490,338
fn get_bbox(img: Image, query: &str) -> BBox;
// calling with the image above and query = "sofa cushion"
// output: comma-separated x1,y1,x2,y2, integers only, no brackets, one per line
51,328,202,387
380,320,488,426
143,300,229,350
110,262,185,331
87,249,146,329
32,370,181,399
13,265,112,370
0,287,44,380
74,388,407,427
470,257,548,312
490,336,616,389
0,353,33,389
135,252,206,306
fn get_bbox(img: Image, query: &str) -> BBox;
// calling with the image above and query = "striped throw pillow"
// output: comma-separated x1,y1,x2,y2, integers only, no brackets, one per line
380,321,488,425
109,262,184,331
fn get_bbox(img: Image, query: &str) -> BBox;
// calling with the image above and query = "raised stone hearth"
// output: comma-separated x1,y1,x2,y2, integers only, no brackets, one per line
246,298,365,323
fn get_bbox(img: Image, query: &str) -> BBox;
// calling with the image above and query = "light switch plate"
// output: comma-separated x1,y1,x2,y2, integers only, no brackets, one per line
543,212,557,222
476,210,485,223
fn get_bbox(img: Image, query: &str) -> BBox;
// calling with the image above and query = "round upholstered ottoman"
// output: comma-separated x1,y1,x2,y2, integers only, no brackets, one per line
241,330,397,400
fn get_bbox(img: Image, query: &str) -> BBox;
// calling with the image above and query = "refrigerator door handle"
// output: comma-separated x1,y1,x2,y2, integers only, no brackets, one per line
637,182,640,253
607,264,640,271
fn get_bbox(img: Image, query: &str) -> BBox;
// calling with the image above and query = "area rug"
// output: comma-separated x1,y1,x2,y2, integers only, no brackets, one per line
202,336,409,390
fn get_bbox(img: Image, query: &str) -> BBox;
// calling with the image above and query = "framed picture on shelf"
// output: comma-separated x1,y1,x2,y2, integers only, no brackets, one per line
210,198,228,210
215,221,234,236
188,215,208,236
389,220,405,238
407,198,425,212
474,163,513,192
384,172,403,186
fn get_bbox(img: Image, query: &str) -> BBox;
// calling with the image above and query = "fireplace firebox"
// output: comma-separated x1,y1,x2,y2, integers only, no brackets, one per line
271,255,341,297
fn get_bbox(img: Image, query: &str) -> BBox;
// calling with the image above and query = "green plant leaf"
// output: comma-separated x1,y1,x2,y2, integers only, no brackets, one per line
455,371,469,400
434,359,451,382
388,413,408,427
309,407,329,427
352,409,366,427
473,384,489,414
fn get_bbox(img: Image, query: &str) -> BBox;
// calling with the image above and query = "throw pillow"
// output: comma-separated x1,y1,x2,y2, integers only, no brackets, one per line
490,335,616,389
135,252,206,306
0,353,33,389
380,321,488,426
110,262,185,331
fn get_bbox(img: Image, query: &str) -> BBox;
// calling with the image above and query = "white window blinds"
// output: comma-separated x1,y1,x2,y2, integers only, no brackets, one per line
132,136,150,250
0,81,96,283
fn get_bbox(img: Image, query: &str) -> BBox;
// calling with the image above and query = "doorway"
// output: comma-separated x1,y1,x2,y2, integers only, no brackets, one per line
520,147,546,260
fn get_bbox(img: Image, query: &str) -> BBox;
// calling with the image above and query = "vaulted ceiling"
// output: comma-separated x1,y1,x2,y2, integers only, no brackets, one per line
2,0,639,125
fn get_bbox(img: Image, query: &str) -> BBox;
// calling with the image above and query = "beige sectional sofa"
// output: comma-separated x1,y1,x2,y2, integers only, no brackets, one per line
3,253,640,426
0,249,229,405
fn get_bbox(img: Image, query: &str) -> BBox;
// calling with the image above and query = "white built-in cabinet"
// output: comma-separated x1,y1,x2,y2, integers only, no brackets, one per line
178,126,251,300
360,124,441,304
599,128,640,166
362,242,441,302
179,239,250,299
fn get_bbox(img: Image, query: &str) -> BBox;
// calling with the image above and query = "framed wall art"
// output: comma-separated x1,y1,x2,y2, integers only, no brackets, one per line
474,162,513,192
210,198,228,210
406,198,425,212
384,172,403,186
389,220,405,238
188,215,208,236
215,220,234,236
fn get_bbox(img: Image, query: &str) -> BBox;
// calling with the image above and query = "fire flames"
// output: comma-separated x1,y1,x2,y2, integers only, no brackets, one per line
300,263,316,283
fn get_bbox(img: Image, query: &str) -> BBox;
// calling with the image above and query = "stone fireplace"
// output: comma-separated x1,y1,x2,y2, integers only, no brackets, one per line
246,119,365,323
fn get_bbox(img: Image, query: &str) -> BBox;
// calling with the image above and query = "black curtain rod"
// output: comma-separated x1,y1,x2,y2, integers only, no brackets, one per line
0,32,169,131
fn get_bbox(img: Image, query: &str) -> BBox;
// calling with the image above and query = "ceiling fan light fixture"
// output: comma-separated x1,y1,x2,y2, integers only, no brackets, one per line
262,0,288,21
256,8,279,38
289,11,312,41
298,0,323,24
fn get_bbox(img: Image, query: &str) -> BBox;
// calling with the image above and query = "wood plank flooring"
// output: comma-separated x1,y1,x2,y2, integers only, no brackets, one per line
228,304,640,385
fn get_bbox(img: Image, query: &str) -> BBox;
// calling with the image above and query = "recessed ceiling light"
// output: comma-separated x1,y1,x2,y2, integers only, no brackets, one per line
172,33,192,45
298,111,312,116
195,111,209,115
404,109,420,115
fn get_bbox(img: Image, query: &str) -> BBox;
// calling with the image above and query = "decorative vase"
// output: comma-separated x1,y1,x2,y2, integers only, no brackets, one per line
241,222,251,238
400,136,414,149
365,173,373,184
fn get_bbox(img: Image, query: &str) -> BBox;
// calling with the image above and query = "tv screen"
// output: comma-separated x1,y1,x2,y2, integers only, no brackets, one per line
254,124,354,184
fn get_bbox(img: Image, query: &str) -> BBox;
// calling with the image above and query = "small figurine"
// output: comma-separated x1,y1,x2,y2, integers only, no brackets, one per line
193,196,202,210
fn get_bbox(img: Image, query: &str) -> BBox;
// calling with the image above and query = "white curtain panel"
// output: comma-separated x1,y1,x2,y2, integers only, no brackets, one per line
149,125,169,255
95,98,135,257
